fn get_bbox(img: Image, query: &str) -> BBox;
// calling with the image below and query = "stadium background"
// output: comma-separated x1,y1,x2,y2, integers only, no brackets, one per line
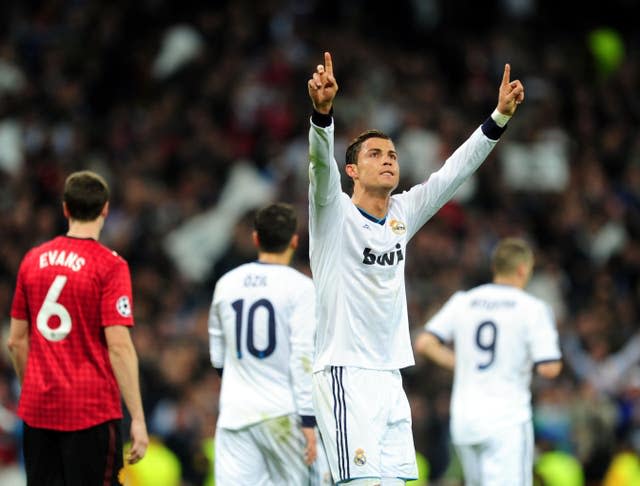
0,0,639,484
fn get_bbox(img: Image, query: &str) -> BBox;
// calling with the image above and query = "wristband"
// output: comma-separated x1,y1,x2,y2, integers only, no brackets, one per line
311,108,333,128
481,116,506,140
491,109,511,128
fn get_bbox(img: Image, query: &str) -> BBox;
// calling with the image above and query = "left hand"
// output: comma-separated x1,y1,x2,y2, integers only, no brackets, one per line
496,63,524,116
127,418,149,464
301,427,318,465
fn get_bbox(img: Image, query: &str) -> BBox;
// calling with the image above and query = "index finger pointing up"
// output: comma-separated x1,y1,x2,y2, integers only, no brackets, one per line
324,52,333,76
501,63,511,87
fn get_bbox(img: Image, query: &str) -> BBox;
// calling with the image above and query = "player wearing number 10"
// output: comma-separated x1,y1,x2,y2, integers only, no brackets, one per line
208,202,331,485
7,170,148,485
414,238,562,485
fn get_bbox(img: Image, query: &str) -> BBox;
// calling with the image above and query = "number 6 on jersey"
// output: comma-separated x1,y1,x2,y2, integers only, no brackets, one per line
37,275,72,342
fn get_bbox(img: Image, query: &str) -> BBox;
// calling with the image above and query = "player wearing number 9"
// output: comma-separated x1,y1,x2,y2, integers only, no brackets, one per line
414,238,562,486
7,170,149,486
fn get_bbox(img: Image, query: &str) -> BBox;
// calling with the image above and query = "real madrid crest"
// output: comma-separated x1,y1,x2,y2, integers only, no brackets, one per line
389,219,406,235
354,447,367,466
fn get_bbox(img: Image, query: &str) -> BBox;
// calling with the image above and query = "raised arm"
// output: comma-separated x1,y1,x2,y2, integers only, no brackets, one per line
308,52,338,114
399,64,526,237
480,62,525,138
308,52,344,218
497,63,524,116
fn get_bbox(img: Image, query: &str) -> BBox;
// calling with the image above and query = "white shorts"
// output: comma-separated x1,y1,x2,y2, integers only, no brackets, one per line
455,421,534,486
215,413,332,485
312,366,418,483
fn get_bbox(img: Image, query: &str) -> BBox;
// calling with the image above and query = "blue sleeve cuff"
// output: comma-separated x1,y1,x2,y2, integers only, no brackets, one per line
426,330,446,344
301,415,317,427
214,367,223,378
481,116,507,140
311,108,333,128
534,358,562,367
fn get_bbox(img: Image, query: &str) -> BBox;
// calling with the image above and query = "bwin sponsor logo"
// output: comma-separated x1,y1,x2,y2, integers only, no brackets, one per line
362,244,404,266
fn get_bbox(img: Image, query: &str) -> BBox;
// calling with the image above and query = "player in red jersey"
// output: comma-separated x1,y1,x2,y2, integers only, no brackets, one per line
7,170,149,486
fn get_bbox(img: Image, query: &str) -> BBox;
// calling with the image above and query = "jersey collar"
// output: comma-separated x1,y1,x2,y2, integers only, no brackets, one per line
356,206,386,226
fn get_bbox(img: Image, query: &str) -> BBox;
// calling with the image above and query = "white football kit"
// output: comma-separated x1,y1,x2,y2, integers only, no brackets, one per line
425,283,562,486
209,261,331,485
308,113,504,483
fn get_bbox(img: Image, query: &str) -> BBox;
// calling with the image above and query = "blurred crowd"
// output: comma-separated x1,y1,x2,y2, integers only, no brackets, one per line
1,0,640,484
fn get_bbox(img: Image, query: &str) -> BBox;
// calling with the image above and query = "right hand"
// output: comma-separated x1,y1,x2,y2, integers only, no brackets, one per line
127,418,149,464
301,427,318,465
308,52,338,114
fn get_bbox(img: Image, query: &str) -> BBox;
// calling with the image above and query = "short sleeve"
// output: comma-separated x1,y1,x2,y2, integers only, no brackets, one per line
10,258,29,320
529,302,561,363
424,291,464,343
101,259,134,327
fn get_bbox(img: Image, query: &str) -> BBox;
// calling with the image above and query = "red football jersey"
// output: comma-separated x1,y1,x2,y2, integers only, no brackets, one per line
11,236,134,431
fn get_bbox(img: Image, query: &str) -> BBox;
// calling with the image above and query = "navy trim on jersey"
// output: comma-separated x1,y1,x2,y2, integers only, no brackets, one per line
312,109,333,128
301,415,317,427
533,358,562,367
426,330,447,344
357,207,386,225
331,366,349,481
481,116,507,140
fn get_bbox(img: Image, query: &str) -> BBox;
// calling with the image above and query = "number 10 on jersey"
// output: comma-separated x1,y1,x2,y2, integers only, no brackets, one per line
231,298,276,359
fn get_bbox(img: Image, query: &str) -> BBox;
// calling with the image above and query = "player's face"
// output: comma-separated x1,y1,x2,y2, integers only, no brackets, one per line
350,137,399,193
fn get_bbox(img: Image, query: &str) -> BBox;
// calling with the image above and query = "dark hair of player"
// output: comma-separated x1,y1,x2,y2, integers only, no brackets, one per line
63,170,110,221
345,129,392,166
254,203,297,253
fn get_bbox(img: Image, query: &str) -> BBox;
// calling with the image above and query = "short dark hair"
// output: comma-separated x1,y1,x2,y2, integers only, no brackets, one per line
491,238,534,276
345,129,392,165
254,203,297,253
63,170,110,221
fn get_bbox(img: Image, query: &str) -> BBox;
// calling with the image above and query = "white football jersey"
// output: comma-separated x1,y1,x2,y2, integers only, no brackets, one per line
425,283,562,444
209,262,316,430
309,120,500,371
